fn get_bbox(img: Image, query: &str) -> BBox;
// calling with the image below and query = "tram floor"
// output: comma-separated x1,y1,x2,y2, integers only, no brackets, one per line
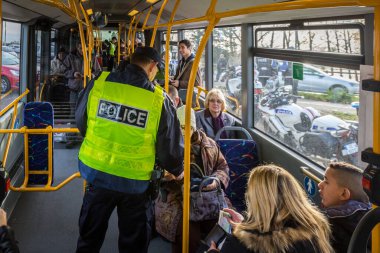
8,146,170,253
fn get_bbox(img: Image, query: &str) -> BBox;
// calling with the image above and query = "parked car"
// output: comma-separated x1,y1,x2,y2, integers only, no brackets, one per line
255,59,359,95
2,46,18,58
2,52,20,93
298,65,359,94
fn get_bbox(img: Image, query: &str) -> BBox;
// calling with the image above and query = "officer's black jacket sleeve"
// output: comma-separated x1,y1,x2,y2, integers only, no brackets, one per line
156,96,184,177
75,80,95,137
0,226,19,253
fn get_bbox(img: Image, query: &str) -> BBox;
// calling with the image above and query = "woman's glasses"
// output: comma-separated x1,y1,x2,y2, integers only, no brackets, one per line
209,98,222,104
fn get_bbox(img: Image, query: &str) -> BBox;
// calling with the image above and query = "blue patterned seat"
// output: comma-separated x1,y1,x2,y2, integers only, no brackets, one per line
215,127,259,212
24,102,54,185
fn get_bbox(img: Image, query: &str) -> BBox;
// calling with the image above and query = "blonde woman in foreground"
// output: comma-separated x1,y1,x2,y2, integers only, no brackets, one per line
208,165,332,253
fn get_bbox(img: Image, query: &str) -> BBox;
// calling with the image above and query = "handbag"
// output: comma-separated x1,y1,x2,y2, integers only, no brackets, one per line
190,175,228,222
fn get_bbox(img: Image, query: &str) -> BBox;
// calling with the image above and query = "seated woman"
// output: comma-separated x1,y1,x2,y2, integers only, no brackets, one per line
208,165,332,253
196,88,236,140
155,105,230,253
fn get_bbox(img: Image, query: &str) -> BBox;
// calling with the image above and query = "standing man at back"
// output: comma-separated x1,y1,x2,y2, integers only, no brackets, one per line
75,46,184,253
108,36,117,71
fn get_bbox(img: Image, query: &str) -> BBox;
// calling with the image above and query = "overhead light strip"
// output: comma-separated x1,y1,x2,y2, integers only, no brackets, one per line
128,9,139,16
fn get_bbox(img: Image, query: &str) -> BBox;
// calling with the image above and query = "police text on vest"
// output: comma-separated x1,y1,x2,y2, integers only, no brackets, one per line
97,100,149,128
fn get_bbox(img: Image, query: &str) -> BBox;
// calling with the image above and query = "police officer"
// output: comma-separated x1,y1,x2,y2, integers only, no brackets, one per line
75,46,184,253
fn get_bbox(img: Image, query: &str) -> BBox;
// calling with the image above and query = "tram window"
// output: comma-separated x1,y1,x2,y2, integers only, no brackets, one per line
162,31,178,73
254,56,360,168
256,27,362,55
183,29,206,86
212,26,242,117
51,30,57,59
100,30,119,43
1,21,21,109
306,19,365,26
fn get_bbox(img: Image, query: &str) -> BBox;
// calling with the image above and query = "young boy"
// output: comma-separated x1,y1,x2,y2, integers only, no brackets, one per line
318,162,371,253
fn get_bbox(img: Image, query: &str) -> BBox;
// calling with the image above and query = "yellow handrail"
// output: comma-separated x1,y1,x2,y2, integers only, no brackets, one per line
149,0,169,47
194,86,208,110
131,14,142,53
182,0,219,252
142,6,153,32
226,95,240,111
70,0,89,86
118,23,121,64
0,126,80,192
127,16,136,55
143,0,378,31
39,80,47,102
372,4,380,252
32,0,75,19
164,0,181,92
79,2,94,81
1,90,29,168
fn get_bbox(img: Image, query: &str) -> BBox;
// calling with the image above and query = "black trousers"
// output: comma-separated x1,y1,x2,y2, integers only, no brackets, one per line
76,184,152,253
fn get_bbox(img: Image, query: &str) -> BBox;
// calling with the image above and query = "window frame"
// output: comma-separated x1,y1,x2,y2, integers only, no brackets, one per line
250,16,365,169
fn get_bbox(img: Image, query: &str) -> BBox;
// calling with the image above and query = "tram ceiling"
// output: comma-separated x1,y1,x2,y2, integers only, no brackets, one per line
3,0,74,27
2,0,375,29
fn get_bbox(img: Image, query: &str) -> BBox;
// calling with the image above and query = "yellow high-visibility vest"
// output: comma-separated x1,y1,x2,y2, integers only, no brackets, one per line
79,71,164,180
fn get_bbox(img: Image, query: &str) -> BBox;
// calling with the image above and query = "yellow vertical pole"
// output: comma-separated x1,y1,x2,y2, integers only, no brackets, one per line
372,5,380,253
182,1,219,252
164,0,181,92
79,2,94,81
124,23,127,54
22,130,30,188
3,104,18,168
118,23,121,65
149,0,169,47
70,0,88,86
47,126,53,186
142,6,153,32
127,17,135,55
131,14,142,53
0,0,2,94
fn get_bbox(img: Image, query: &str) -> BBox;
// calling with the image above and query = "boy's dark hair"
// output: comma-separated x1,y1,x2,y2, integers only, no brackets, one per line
179,39,192,49
328,162,369,203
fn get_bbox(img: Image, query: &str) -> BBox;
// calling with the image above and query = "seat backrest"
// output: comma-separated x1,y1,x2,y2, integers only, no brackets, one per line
215,126,260,212
178,89,197,107
24,102,54,185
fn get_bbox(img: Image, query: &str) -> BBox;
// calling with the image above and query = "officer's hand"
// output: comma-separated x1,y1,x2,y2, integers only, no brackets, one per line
163,171,176,181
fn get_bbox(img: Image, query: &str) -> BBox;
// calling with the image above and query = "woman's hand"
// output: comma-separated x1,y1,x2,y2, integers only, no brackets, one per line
170,80,179,88
223,208,244,225
202,180,217,191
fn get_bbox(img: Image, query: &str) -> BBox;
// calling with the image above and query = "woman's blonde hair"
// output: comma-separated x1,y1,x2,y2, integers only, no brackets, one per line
205,88,226,112
235,165,332,253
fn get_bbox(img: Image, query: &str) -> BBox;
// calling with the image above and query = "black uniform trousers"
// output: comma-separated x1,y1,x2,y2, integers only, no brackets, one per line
76,184,152,253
